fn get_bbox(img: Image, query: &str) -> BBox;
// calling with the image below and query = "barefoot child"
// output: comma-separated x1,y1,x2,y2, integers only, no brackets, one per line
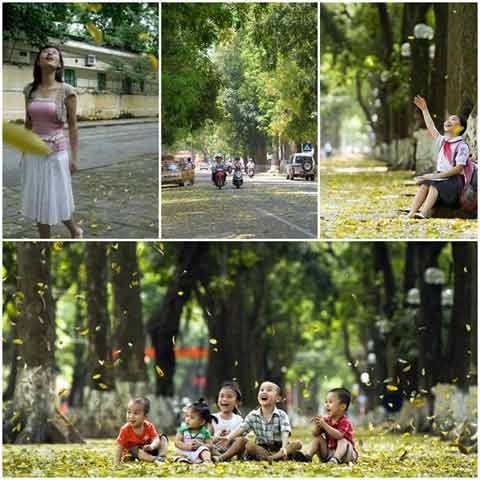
174,398,215,464
220,381,304,462
114,397,168,465
307,388,358,464
407,95,470,219
210,381,247,462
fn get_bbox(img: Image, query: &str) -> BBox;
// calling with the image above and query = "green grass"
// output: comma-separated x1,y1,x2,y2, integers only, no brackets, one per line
3,427,476,477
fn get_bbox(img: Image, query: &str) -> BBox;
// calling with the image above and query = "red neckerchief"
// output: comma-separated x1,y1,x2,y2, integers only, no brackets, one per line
443,137,463,165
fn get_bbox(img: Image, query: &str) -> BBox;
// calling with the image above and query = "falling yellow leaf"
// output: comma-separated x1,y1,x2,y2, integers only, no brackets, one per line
98,360,104,366
145,53,158,72
52,242,63,251
386,385,399,392
79,328,89,336
138,32,151,41
58,388,68,396
85,22,103,45
209,338,218,345
87,3,102,13
155,365,165,377
466,324,471,332
98,383,108,390
92,374,101,379
177,291,184,296
3,122,51,155
421,368,426,376
127,342,133,347
13,339,23,345
402,365,412,372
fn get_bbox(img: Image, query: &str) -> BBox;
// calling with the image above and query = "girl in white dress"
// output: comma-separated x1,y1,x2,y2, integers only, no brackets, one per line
210,381,247,462
23,45,82,238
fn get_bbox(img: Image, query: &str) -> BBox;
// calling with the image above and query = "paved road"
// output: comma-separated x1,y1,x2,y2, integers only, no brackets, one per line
3,123,158,186
3,123,159,239
161,170,318,239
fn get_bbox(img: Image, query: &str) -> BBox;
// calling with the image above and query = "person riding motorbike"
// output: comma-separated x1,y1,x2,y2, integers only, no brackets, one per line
246,157,256,176
212,154,227,184
232,156,244,187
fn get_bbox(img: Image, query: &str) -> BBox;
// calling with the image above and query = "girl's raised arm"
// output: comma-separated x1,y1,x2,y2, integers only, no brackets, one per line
414,95,440,139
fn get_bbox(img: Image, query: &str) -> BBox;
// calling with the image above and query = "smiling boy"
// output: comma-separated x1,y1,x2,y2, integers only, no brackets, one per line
307,387,358,464
114,397,168,465
220,381,305,462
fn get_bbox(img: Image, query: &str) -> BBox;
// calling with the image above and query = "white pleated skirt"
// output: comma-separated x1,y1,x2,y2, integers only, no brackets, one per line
21,149,75,225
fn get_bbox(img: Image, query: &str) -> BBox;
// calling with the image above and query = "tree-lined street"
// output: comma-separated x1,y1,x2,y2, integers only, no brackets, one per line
162,171,317,239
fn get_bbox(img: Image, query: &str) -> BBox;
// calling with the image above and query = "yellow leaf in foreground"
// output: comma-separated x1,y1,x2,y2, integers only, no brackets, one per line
3,123,51,155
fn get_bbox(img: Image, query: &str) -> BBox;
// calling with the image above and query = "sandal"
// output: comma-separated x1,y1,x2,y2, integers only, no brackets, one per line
414,212,426,219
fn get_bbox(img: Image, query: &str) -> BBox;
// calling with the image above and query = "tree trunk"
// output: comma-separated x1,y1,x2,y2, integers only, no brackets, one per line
429,4,448,131
3,243,82,444
111,243,147,383
148,243,208,396
446,243,476,389
446,4,477,117
255,132,267,171
85,243,115,391
415,242,446,413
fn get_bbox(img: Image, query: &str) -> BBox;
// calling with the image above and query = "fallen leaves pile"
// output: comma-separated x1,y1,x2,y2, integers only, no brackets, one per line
3,426,476,477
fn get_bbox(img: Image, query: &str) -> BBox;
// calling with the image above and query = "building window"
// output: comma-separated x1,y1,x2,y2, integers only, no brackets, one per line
98,72,106,91
122,77,132,94
64,69,76,87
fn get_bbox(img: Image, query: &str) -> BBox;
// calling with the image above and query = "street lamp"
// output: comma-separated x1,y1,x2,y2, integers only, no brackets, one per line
424,267,445,285
414,23,434,40
441,288,454,308
401,42,411,58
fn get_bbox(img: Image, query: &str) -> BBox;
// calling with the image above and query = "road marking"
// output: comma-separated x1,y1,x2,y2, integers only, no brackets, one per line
254,207,315,238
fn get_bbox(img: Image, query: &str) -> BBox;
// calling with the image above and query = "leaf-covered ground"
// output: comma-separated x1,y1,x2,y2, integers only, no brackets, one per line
3,426,476,477
320,155,477,239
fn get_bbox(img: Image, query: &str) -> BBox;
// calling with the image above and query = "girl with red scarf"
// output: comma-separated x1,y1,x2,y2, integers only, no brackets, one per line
407,95,470,219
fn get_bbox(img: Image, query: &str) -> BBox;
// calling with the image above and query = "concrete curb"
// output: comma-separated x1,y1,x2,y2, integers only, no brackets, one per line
77,118,158,129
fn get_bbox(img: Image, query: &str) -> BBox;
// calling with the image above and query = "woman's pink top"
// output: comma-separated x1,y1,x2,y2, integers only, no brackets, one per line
23,82,77,152
28,99,64,136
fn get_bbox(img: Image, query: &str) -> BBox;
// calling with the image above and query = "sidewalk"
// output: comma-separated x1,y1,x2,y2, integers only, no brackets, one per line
3,154,159,239
77,117,158,129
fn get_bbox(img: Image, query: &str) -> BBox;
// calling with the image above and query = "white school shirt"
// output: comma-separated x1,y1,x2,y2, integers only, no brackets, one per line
211,412,244,436
434,135,469,172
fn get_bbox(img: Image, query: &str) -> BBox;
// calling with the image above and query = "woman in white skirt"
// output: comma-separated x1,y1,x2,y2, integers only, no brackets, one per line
23,45,82,238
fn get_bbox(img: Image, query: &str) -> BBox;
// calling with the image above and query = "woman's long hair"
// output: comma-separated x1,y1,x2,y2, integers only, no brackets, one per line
29,45,64,100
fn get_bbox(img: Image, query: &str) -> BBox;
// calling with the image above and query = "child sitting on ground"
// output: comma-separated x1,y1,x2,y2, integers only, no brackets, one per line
307,387,358,464
210,381,247,462
114,396,168,465
219,381,306,462
174,398,216,464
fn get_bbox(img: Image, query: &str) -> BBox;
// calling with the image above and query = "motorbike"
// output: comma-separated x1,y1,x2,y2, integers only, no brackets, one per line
232,166,244,188
214,167,227,189
247,165,255,178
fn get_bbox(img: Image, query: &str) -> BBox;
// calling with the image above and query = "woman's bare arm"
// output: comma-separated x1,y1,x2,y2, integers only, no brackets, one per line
66,94,79,173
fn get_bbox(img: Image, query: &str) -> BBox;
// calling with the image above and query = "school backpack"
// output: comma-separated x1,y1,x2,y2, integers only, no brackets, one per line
452,141,477,213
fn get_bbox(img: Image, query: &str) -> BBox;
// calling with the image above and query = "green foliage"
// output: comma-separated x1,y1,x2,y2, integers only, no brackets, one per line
2,427,476,476
3,3,158,55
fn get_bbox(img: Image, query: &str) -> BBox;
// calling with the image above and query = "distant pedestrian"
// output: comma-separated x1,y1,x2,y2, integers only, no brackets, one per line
324,142,333,158
407,95,471,219
22,45,82,238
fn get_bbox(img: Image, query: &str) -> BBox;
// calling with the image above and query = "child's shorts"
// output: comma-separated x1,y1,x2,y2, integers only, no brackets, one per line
326,442,358,463
244,440,282,459
174,446,210,464
124,435,168,461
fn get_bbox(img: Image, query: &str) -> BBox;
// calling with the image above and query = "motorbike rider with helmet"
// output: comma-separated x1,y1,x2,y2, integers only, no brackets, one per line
212,154,226,183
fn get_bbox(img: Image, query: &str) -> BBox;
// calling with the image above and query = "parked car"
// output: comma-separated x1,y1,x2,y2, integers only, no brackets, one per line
197,159,211,170
286,152,316,181
162,154,195,187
